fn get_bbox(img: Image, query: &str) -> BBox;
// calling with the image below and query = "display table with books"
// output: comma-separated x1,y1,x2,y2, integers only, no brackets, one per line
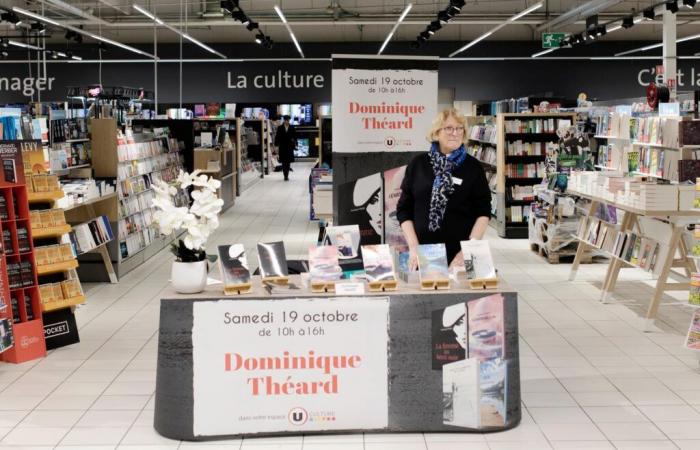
154,275,520,440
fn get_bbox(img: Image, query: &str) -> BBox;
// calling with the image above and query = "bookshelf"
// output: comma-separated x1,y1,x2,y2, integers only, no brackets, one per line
80,119,186,280
466,116,498,229
318,116,332,167
0,146,47,363
238,119,264,193
47,114,92,174
494,112,576,238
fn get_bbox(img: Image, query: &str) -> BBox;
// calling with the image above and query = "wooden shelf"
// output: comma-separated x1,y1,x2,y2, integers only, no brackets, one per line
63,192,118,211
506,155,546,163
468,138,497,146
37,259,79,275
28,190,64,204
31,224,72,239
41,295,86,312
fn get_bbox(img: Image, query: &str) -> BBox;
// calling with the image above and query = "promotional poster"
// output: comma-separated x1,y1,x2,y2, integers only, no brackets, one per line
383,165,408,252
332,56,438,153
192,298,390,436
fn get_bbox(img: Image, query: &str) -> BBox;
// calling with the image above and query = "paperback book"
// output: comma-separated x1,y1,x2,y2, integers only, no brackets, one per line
686,309,700,350
0,318,13,354
336,173,382,246
256,241,288,279
361,244,396,282
442,359,479,429
468,294,505,361
461,240,496,280
383,165,408,251
324,225,364,279
218,244,251,287
308,245,342,283
417,243,449,282
432,302,467,369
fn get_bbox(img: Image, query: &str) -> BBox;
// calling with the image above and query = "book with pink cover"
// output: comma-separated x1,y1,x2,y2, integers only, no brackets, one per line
467,294,505,361
308,245,342,283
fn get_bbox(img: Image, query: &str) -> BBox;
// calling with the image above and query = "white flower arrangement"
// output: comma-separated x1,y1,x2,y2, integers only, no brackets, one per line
152,170,224,261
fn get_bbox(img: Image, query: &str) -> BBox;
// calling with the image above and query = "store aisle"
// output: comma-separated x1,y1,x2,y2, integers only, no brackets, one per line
1,163,699,450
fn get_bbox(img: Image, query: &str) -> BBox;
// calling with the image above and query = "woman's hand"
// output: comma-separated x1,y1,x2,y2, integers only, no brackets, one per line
408,246,419,272
449,251,464,271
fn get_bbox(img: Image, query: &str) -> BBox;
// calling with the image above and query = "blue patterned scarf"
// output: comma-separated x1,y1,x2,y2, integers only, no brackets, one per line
428,142,467,232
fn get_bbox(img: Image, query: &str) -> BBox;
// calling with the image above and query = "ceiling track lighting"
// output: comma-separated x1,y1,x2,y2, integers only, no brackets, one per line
666,0,679,13
133,4,225,58
12,6,155,58
274,5,304,57
245,21,258,31
683,0,697,7
622,16,634,28
449,1,543,57
0,11,22,25
413,1,464,49
221,1,273,50
643,7,657,20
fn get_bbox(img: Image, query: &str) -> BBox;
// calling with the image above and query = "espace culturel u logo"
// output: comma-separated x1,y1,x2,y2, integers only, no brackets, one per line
288,407,308,426
384,136,396,148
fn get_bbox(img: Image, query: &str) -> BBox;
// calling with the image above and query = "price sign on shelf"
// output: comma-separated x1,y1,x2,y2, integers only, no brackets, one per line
542,32,566,48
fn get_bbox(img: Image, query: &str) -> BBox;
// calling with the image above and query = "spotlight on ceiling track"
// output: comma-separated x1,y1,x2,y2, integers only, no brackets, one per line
246,21,258,31
0,11,21,25
683,0,697,7
643,7,656,20
622,16,634,28
0,51,8,59
31,22,45,33
429,20,442,32
220,0,239,13
255,32,263,44
449,0,466,13
667,1,679,13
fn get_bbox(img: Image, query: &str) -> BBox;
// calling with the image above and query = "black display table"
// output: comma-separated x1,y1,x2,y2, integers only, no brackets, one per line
154,276,520,440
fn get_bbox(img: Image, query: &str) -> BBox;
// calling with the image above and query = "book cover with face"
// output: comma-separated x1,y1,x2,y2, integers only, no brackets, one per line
417,243,449,282
460,240,496,280
337,173,382,246
432,302,467,369
218,244,251,286
383,165,408,252
325,225,364,279
361,244,395,282
467,294,505,362
256,241,288,278
308,245,342,282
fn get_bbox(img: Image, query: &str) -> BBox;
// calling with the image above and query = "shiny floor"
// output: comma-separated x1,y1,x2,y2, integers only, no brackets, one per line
1,162,699,450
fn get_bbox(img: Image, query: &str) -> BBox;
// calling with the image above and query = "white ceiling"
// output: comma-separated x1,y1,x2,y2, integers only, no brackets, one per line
0,1,697,45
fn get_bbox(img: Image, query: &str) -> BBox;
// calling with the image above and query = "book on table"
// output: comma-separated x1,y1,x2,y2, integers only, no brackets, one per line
218,244,251,287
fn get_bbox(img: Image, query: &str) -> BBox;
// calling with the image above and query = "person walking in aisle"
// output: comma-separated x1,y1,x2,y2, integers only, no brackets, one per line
274,115,296,181
396,108,492,271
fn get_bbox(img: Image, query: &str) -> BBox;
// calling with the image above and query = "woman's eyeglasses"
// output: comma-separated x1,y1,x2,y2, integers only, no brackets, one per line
441,126,465,135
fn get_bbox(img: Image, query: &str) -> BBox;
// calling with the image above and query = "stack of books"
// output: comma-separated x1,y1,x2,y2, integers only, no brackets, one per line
70,215,114,254
468,124,497,144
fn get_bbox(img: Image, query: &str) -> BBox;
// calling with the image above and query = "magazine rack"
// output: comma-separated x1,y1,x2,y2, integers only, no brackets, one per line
368,279,398,292
420,279,450,290
223,282,253,295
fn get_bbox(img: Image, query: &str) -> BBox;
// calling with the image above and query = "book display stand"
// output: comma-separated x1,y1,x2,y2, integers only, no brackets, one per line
0,142,47,363
367,279,398,292
420,279,451,290
310,281,336,293
468,278,499,290
568,187,700,330
223,282,253,295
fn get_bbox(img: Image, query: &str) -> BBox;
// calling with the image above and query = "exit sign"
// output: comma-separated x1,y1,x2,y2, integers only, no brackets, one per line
542,33,566,49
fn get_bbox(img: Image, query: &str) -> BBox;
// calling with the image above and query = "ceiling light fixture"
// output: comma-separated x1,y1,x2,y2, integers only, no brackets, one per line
13,6,155,58
616,31,700,56
450,1,543,57
683,0,697,7
274,5,304,57
643,7,657,20
532,48,557,57
378,3,412,55
622,16,634,28
7,40,43,51
133,4,225,58
666,0,679,13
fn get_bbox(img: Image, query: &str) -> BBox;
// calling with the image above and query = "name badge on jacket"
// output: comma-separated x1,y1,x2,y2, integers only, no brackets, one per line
452,177,463,186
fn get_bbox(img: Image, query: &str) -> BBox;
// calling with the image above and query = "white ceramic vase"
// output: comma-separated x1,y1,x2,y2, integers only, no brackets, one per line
171,260,207,294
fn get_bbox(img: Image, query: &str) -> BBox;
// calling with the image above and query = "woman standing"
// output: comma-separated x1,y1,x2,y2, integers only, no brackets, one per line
396,108,492,270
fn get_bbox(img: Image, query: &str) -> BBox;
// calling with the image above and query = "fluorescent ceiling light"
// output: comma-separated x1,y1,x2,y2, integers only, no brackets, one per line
378,3,413,55
450,1,542,57
13,6,155,58
274,5,304,58
531,48,557,58
616,32,700,56
133,4,225,58
607,23,622,32
40,0,111,26
8,40,42,51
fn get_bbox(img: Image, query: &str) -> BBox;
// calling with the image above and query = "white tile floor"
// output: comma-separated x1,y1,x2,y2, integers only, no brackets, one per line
1,161,700,449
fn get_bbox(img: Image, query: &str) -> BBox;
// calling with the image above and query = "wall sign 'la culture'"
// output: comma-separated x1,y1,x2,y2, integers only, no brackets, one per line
227,70,325,89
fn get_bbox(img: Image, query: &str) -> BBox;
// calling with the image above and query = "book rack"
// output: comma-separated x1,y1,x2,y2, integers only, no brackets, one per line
495,113,577,238
310,281,336,293
468,278,499,290
368,279,398,292
0,147,47,363
223,282,253,295
420,279,450,290
568,188,700,330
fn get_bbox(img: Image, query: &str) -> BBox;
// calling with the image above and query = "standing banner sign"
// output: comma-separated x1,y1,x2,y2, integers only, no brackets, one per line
192,297,390,436
332,55,439,153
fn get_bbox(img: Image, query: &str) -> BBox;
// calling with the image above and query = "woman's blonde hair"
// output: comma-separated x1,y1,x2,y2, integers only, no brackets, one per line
427,108,468,143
